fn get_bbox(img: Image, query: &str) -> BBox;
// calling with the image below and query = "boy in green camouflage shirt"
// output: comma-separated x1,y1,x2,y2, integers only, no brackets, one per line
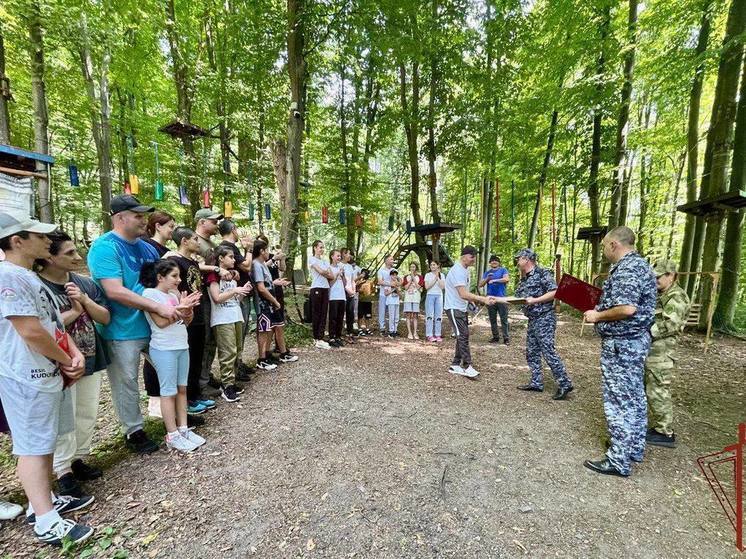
645,260,690,448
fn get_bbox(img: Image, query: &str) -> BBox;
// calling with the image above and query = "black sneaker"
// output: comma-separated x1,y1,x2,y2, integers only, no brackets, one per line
57,473,85,499
187,414,206,428
489,338,500,343
125,429,159,454
328,339,341,348
646,430,677,448
236,368,253,382
231,383,245,395
71,459,102,482
237,362,255,377
27,494,96,525
221,385,240,402
35,518,95,547
279,352,299,363
503,339,510,345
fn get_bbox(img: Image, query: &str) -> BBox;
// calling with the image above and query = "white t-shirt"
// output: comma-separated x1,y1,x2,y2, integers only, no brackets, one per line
0,261,64,392
377,266,392,292
208,276,243,326
425,271,444,296
343,263,356,296
309,256,330,289
403,274,423,304
329,264,346,301
142,289,189,350
444,261,470,311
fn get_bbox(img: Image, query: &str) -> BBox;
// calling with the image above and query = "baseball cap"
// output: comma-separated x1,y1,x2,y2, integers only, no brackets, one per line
489,255,500,263
653,260,677,276
514,248,537,262
110,195,155,216
0,210,58,239
194,208,224,221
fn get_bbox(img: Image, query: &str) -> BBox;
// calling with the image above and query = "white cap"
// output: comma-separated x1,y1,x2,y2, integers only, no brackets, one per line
0,210,58,240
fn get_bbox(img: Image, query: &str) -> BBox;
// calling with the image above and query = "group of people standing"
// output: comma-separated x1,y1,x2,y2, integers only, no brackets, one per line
0,194,298,546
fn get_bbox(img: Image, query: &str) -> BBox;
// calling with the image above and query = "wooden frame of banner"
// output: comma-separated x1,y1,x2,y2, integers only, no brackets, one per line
579,271,719,354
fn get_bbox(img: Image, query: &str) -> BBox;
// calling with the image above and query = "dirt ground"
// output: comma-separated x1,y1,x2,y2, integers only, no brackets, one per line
1,308,745,558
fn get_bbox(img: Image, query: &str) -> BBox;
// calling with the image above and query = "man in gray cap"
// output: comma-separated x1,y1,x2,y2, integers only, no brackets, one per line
514,248,573,400
0,211,95,545
194,208,223,261
88,195,180,454
645,259,690,448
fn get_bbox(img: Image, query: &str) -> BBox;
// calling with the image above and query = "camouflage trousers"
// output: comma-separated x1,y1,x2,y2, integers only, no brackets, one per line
644,359,674,436
600,334,650,476
526,312,572,390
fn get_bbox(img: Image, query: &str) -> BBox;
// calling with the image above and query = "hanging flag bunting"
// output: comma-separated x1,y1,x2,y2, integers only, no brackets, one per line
224,200,233,218
153,142,164,201
178,184,189,205
154,179,164,201
129,174,140,195
322,206,329,224
68,164,79,187
355,212,363,228
202,190,211,208
339,208,346,225
178,147,189,205
264,203,271,220
248,202,255,221
388,214,395,232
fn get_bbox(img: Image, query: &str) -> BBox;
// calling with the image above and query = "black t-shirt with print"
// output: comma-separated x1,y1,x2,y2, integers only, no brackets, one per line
168,254,204,325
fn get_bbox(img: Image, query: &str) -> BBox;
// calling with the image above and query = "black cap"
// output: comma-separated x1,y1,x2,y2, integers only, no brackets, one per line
489,255,500,263
110,195,155,216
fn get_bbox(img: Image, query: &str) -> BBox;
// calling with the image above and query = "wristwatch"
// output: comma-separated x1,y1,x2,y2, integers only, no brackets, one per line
213,266,220,273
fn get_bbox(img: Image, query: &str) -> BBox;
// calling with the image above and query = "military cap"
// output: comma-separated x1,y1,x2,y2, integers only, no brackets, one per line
514,248,537,262
653,260,677,276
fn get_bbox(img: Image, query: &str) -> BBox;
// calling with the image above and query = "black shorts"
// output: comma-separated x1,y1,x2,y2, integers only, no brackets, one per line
257,304,285,332
359,301,373,319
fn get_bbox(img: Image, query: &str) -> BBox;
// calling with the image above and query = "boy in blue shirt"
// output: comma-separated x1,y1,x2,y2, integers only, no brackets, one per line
478,255,510,344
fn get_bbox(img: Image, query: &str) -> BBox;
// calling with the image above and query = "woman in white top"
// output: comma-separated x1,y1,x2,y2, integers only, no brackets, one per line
308,240,335,349
403,262,424,339
327,249,346,347
140,260,203,453
424,260,446,342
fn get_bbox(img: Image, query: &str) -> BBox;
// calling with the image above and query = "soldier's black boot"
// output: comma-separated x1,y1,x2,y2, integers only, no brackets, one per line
646,430,677,448
552,386,574,400
517,384,543,392
583,458,628,477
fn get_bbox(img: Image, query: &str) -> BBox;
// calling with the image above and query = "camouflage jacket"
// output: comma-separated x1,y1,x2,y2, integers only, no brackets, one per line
515,266,556,319
648,283,690,364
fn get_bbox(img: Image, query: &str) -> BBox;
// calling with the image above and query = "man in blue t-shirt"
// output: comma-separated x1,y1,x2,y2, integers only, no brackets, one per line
88,195,181,454
479,255,510,344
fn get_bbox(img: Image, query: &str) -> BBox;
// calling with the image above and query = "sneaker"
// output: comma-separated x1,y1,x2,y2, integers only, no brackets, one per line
448,364,465,375
57,473,85,499
125,429,159,454
426,336,435,342
180,428,206,448
646,430,677,448
0,500,23,521
503,339,510,345
195,398,216,409
26,494,95,525
187,402,208,415
165,433,198,453
279,352,299,363
315,340,331,350
436,337,443,342
221,385,240,402
237,362,255,377
147,396,162,418
236,369,253,382
187,414,205,428
35,518,94,547
257,359,278,371
462,365,480,378
328,339,342,348
71,459,102,482
230,383,245,395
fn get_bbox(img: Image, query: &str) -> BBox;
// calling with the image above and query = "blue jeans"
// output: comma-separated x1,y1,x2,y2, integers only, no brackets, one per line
149,347,190,397
425,293,443,337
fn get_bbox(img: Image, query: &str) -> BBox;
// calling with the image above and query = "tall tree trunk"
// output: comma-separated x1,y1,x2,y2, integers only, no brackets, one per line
608,0,639,229
339,61,353,248
712,63,746,329
0,22,11,144
528,110,558,248
285,0,305,275
28,0,52,221
697,0,746,327
666,152,686,259
426,20,440,264
78,15,113,230
272,139,288,232
588,6,610,275
679,3,713,291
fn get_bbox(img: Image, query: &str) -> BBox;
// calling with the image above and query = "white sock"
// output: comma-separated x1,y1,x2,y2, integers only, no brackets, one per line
167,430,180,440
34,509,63,534
178,426,188,435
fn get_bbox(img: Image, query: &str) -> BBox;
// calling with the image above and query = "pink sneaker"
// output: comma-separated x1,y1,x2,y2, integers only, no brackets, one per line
435,337,443,343
426,336,435,342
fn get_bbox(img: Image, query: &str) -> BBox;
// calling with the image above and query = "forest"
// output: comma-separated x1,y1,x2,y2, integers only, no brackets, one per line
1,0,745,331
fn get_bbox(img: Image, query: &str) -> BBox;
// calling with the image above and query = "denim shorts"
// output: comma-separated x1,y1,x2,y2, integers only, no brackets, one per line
0,376,63,456
148,348,190,396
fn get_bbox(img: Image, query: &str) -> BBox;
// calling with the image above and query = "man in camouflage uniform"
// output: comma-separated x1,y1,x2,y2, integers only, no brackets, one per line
514,248,573,400
583,227,657,477
645,260,690,448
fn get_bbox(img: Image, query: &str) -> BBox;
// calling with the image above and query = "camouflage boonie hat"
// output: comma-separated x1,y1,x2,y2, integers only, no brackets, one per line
514,248,537,262
653,260,677,276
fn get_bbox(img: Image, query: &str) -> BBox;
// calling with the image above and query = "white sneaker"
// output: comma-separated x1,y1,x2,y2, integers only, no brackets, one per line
0,499,23,520
448,365,464,375
180,428,206,448
315,340,330,350
166,433,198,453
462,365,480,378
148,397,162,418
